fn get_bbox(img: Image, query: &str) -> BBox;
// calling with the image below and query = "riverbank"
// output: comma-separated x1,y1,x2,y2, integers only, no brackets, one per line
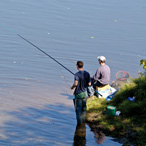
86,75,146,146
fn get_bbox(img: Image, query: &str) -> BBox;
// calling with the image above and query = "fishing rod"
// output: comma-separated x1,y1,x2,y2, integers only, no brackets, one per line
17,34,102,97
17,34,75,76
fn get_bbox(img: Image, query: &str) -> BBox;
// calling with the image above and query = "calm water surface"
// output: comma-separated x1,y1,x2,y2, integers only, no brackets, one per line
0,0,146,145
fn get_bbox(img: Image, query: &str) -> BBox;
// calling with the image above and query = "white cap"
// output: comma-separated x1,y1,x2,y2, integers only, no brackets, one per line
97,56,106,62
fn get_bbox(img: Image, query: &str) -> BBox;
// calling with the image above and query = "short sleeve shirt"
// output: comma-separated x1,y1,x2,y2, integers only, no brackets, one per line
74,70,91,95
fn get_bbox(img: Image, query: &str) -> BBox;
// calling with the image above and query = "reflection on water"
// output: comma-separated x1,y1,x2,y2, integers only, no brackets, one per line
73,124,107,146
73,124,86,146
93,131,106,145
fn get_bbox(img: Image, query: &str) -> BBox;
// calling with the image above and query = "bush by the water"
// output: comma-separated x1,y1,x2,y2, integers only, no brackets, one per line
86,75,146,145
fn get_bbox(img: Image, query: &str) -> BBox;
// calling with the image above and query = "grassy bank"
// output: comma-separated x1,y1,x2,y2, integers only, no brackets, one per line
86,75,146,145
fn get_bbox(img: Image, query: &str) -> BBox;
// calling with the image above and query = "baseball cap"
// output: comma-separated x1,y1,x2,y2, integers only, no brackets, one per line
97,56,106,61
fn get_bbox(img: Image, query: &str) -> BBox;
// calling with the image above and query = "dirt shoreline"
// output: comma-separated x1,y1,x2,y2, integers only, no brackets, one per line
86,112,133,145
85,98,143,146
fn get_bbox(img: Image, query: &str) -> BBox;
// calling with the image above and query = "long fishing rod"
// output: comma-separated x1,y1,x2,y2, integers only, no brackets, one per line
0,24,102,97
17,34,102,97
17,34,75,76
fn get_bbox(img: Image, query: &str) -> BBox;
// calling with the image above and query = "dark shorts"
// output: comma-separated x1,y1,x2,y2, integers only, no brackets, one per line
94,80,104,87
91,79,104,88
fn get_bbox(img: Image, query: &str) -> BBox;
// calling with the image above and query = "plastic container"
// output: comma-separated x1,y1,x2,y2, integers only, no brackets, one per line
87,86,94,96
107,106,116,116
115,111,121,116
128,96,135,102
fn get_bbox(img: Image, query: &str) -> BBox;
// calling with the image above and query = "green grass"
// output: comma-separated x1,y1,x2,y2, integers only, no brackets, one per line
86,75,146,145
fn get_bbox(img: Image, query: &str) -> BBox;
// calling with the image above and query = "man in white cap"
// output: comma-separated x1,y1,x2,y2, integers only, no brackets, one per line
92,56,110,89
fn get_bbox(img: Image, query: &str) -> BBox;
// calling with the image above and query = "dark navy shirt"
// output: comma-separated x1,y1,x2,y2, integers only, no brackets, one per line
74,70,91,95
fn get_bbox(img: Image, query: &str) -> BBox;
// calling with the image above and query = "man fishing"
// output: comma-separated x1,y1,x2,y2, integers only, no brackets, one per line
71,61,91,124
92,56,110,92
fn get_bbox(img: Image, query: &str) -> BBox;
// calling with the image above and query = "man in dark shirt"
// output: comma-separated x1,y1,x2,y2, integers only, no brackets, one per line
92,56,110,88
71,61,91,124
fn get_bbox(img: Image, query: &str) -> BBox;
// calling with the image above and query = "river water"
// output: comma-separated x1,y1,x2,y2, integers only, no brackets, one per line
0,0,146,145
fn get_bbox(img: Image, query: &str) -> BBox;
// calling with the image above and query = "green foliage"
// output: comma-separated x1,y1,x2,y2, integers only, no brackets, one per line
118,100,141,118
87,74,146,145
87,98,108,112
111,75,146,119
110,81,137,105
140,59,146,76
132,75,146,100
140,59,146,69
135,131,146,145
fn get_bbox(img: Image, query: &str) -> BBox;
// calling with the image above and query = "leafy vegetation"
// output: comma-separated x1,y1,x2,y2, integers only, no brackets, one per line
140,59,146,69
140,59,146,76
86,73,146,145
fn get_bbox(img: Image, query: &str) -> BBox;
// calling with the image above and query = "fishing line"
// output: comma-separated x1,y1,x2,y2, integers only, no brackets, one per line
0,24,73,93
17,34,102,97
0,23,73,71
0,24,102,96
52,52,76,89
17,34,75,93
17,34,75,76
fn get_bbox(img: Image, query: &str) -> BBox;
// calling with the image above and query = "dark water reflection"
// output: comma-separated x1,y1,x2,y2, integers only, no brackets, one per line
73,124,108,146
93,131,107,145
73,124,86,146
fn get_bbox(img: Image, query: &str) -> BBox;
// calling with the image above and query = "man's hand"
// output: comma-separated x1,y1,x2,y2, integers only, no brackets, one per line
71,80,78,90
71,86,75,90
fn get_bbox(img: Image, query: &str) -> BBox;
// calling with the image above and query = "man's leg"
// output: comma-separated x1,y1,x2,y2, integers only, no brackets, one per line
93,81,103,89
76,98,83,124
75,92,87,124
82,98,87,123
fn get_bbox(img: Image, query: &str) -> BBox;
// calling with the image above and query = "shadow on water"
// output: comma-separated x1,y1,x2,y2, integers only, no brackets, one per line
61,93,73,100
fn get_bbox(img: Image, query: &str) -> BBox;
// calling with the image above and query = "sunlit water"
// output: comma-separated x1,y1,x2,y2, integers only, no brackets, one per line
0,0,146,145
